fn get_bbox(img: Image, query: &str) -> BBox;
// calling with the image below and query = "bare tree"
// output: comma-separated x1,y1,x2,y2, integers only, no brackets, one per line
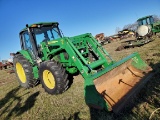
123,22,138,31
153,15,160,22
131,22,138,31
115,27,121,34
123,24,132,30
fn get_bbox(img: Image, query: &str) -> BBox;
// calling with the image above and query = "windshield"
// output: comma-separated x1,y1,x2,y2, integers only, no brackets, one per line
138,17,154,26
32,25,62,45
138,20,143,26
150,17,154,24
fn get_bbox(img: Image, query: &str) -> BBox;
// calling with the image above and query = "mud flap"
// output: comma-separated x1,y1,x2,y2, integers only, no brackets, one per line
93,53,153,113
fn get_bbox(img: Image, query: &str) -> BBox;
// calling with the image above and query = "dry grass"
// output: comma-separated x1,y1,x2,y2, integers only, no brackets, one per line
0,38,160,120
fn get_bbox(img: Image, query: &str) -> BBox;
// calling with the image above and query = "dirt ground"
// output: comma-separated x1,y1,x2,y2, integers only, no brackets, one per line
0,69,16,86
0,37,160,120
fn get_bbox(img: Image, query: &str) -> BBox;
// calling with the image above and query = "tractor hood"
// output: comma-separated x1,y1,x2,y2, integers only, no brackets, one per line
137,25,151,36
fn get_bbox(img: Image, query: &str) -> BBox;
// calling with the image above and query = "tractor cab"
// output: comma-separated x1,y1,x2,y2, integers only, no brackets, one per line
137,15,154,26
19,22,62,59
136,16,155,37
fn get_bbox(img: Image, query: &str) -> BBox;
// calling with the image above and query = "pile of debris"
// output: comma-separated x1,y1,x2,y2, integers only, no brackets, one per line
95,33,111,45
0,61,13,70
118,29,135,40
0,53,15,73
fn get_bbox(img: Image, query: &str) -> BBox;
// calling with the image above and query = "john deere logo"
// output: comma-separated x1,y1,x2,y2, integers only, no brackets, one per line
132,57,138,63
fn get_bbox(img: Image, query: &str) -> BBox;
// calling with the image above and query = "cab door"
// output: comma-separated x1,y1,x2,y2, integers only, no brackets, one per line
20,31,37,60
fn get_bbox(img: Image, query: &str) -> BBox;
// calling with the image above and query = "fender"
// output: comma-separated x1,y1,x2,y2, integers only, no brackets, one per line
16,50,39,79
17,50,34,64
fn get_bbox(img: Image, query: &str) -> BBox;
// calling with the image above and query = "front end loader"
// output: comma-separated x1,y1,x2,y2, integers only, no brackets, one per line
13,22,153,113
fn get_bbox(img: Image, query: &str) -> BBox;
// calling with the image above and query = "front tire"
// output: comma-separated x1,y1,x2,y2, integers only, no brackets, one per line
39,61,69,95
13,54,35,88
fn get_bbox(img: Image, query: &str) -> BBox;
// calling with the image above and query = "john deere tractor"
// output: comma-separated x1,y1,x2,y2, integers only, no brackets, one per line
118,15,160,50
137,15,160,40
14,22,153,113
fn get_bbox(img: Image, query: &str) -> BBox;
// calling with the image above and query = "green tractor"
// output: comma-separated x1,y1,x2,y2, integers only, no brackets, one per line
117,15,160,50
13,22,153,113
137,15,160,39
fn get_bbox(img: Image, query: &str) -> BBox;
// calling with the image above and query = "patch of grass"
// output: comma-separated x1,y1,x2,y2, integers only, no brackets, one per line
0,38,160,120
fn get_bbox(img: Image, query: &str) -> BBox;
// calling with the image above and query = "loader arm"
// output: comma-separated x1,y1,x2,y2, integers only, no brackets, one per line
43,33,153,112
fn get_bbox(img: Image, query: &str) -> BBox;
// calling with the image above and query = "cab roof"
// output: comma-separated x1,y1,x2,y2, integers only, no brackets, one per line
137,15,153,21
20,22,59,33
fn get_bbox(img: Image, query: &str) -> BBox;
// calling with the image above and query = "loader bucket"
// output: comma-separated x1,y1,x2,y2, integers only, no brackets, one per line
92,52,153,113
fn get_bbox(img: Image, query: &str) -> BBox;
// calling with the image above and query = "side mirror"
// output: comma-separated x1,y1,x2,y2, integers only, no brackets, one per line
26,24,29,28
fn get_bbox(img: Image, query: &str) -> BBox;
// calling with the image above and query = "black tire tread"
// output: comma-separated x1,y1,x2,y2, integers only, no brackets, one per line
13,54,35,88
39,60,69,94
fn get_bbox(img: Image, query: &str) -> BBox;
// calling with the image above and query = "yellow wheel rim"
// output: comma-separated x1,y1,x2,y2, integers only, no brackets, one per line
16,62,26,83
43,70,55,89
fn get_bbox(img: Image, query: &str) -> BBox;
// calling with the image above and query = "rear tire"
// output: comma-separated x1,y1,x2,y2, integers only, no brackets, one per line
13,54,35,88
39,61,69,95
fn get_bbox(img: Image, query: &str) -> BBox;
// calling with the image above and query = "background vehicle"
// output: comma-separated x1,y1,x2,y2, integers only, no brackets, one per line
137,15,160,39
